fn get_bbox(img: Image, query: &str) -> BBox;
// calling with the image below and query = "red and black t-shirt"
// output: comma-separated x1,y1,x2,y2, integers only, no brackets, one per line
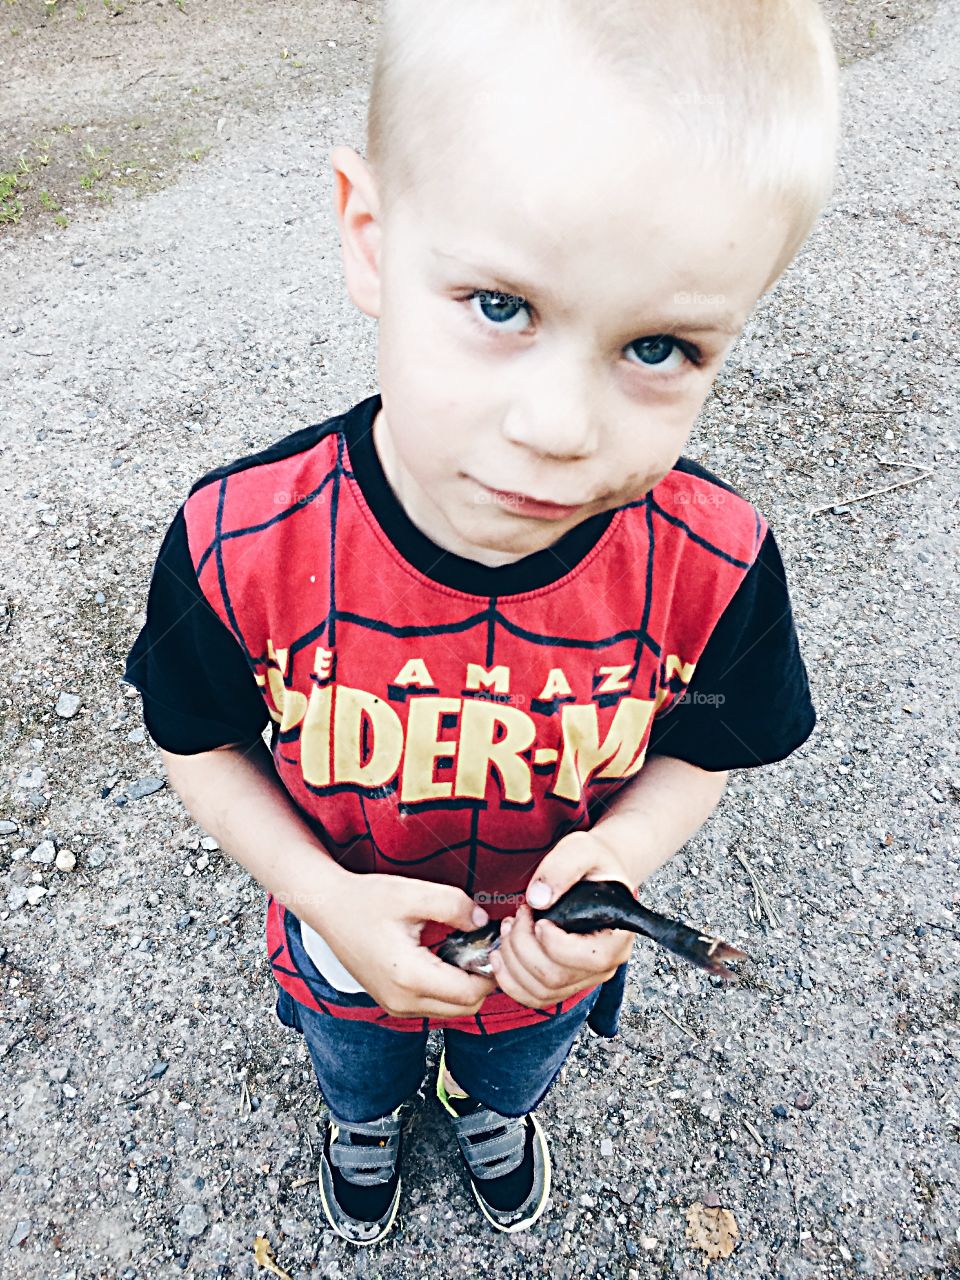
124,392,816,1035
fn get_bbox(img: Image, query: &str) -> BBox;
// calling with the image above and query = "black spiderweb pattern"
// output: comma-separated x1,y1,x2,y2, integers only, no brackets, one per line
188,423,762,1033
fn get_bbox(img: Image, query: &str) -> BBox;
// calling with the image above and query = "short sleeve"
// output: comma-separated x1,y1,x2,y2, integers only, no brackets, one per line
646,526,816,770
122,505,270,754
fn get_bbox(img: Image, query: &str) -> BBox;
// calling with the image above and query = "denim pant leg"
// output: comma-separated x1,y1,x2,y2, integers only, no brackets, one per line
441,984,603,1119
276,987,428,1125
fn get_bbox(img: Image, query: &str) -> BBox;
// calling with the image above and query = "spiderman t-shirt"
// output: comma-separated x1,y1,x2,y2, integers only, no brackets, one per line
124,392,816,1037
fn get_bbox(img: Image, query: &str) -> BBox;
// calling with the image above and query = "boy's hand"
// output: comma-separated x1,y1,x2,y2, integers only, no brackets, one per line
301,870,497,1020
489,830,639,1010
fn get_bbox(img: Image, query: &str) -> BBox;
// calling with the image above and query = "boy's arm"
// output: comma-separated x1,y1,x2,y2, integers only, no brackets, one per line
159,737,351,934
131,507,492,1018
588,753,730,889
158,737,495,1018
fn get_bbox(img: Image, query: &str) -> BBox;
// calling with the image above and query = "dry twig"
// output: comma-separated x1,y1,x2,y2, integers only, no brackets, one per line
809,462,932,516
732,849,782,928
660,1007,698,1040
742,1116,766,1148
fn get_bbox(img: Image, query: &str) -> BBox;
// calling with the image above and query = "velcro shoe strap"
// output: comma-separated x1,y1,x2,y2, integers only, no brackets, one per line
450,1110,526,1178
329,1115,401,1184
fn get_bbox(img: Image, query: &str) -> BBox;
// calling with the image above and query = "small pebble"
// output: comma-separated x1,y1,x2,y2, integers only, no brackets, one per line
26,886,48,906
177,1203,208,1239
200,836,219,851
794,1092,815,1111
49,1065,70,1083
55,692,80,719
17,767,47,791
125,777,165,801
9,1221,31,1248
31,840,57,865
55,849,76,873
0,820,19,835
772,1104,789,1119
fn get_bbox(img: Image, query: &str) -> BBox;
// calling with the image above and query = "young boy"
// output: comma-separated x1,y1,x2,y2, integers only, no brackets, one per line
124,0,838,1248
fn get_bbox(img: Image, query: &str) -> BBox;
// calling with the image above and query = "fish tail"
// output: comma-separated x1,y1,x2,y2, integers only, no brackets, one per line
628,905,748,979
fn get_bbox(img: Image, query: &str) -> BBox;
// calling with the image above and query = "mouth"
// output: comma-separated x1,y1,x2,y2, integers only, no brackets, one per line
478,483,585,521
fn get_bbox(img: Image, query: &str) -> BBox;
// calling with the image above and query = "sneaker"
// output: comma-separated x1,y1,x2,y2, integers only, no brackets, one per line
317,1101,408,1245
435,1047,551,1233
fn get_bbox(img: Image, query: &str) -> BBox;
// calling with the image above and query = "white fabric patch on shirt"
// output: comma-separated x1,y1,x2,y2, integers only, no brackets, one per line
299,921,369,994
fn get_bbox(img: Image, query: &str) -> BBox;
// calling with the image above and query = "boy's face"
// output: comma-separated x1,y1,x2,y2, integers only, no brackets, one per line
333,41,794,569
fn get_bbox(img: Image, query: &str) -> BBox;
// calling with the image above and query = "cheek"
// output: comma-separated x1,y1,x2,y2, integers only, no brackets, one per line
609,402,699,491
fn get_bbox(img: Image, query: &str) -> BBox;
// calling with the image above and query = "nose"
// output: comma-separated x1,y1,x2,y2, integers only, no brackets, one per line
500,350,602,462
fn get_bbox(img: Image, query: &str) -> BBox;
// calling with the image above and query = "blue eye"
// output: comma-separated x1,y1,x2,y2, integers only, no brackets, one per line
468,290,531,332
625,335,691,372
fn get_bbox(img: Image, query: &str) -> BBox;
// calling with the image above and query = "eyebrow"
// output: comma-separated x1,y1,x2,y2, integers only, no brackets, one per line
432,248,743,335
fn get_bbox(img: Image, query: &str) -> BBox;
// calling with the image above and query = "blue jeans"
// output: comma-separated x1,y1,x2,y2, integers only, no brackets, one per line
275,981,604,1124
272,906,629,1124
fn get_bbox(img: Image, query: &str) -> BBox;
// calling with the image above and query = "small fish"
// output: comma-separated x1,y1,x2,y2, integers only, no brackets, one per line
436,879,748,981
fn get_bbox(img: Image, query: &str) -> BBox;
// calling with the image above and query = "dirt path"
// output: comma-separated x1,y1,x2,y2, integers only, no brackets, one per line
1,2,957,1278
0,0,938,237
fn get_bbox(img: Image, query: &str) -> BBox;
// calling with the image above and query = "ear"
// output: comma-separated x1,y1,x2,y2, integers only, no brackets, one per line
330,145,382,319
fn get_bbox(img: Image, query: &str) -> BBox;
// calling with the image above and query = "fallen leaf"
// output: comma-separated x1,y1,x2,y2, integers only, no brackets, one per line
685,1201,739,1263
253,1235,293,1280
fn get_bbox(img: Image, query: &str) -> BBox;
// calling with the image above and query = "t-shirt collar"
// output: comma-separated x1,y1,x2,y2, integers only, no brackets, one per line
341,392,620,596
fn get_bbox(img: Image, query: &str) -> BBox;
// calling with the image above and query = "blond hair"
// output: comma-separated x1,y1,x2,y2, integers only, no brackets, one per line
367,0,840,284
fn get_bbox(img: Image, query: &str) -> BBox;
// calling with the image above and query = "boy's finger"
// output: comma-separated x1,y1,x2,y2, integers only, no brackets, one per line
489,944,548,1010
419,950,496,1003
534,916,624,969
512,905,587,978
499,906,569,999
419,884,490,932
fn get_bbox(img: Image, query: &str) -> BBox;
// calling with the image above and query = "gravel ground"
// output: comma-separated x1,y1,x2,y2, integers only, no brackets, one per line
1,1,958,1278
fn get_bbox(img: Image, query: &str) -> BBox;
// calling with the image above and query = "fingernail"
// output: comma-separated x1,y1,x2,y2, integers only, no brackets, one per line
526,880,551,908
502,918,513,937
472,905,489,927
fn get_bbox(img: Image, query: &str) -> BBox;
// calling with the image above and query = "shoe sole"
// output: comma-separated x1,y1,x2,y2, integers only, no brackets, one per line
317,1118,404,1246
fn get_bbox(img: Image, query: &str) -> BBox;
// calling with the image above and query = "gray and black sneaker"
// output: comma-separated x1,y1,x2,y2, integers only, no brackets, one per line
317,1102,409,1245
435,1048,551,1233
